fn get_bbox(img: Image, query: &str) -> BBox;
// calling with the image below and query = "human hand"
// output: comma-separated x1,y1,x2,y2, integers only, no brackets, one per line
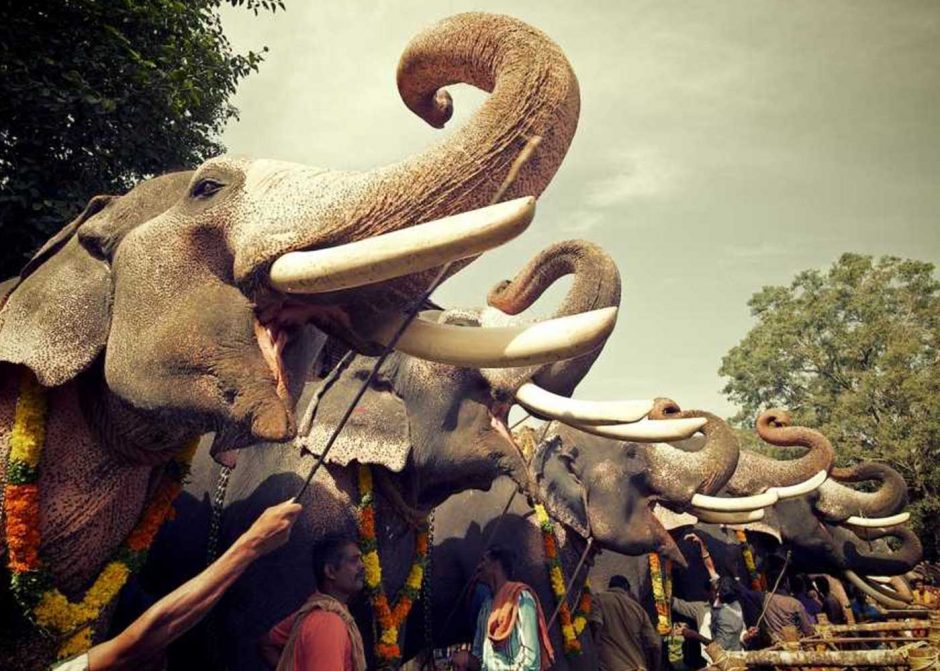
243,500,302,555
743,626,760,642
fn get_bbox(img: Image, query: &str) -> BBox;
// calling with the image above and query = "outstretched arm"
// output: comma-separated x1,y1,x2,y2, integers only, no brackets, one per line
88,500,301,670
685,534,719,581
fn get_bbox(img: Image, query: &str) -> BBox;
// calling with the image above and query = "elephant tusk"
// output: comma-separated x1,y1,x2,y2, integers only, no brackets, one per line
844,570,911,610
514,383,653,425
269,197,535,293
845,512,910,528
373,307,617,368
692,509,765,525
569,417,707,443
867,575,892,584
690,489,779,512
771,470,828,500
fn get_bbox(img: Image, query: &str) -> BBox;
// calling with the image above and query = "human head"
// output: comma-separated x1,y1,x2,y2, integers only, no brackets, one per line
313,533,364,600
717,576,738,604
609,575,631,592
481,544,516,587
814,576,831,597
913,578,925,591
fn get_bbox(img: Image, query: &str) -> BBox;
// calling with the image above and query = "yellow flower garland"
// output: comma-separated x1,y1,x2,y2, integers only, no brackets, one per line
534,503,591,657
649,552,673,635
356,463,430,668
3,368,197,659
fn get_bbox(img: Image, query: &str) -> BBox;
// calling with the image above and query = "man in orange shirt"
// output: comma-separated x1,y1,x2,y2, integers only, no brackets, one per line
261,533,367,671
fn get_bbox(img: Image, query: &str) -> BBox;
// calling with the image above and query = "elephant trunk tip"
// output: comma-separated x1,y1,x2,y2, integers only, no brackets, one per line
649,397,682,419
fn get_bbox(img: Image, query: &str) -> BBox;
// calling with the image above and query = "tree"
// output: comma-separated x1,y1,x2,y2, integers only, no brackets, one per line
720,253,940,559
0,0,284,279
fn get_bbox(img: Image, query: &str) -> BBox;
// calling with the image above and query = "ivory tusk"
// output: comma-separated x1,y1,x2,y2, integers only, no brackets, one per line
844,570,910,610
270,197,536,293
868,575,892,584
771,470,828,500
374,307,617,368
693,509,766,524
515,383,653,425
845,512,910,528
690,489,779,512
569,417,707,443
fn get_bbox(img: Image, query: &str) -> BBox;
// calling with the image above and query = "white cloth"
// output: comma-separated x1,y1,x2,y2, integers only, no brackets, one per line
50,653,89,671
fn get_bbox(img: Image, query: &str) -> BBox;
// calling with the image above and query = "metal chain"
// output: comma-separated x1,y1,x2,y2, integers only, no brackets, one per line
206,464,233,565
422,509,437,670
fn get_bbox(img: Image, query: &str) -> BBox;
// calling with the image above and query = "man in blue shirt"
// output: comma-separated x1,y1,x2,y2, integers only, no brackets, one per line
452,545,554,671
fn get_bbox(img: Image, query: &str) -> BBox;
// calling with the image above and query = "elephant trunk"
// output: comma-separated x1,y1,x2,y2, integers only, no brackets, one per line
643,403,740,504
486,240,621,396
726,409,834,495
815,462,909,522
326,13,580,325
837,524,923,576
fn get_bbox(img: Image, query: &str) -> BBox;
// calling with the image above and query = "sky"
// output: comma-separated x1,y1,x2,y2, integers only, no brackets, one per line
220,1,940,419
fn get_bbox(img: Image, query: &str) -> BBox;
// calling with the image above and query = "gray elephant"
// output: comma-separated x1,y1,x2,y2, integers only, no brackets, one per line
0,12,590,669
410,400,748,670
144,239,704,670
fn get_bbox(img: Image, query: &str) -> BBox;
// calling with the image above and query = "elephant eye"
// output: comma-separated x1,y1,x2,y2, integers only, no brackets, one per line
191,178,225,199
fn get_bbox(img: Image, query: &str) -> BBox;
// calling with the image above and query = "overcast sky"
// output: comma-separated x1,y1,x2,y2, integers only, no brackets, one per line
220,1,940,418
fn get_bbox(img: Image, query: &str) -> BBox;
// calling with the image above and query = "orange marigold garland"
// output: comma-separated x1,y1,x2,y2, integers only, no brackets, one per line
649,552,674,635
356,463,429,668
534,503,591,657
3,368,198,659
734,529,765,590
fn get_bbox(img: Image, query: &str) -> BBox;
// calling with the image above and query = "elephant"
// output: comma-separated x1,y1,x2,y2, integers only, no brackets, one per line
400,400,747,670
0,12,591,668
141,239,713,670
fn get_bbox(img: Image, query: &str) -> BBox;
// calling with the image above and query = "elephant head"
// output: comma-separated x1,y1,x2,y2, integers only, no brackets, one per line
0,13,584,461
299,240,701,509
529,403,743,566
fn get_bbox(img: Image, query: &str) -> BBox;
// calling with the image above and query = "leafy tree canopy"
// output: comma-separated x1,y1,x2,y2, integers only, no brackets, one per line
721,253,940,558
0,0,284,278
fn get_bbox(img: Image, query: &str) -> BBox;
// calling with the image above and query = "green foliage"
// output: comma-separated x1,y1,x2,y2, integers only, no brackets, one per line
0,0,284,278
720,253,940,558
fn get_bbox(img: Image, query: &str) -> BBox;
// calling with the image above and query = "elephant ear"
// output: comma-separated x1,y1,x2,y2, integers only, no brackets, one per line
531,433,590,538
298,354,412,472
0,196,117,386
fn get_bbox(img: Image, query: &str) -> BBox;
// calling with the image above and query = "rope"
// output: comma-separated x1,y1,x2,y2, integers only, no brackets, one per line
547,535,594,630
908,643,939,671
755,549,792,633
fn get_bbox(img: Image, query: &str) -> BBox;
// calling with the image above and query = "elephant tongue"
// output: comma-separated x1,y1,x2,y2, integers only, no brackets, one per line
210,441,239,468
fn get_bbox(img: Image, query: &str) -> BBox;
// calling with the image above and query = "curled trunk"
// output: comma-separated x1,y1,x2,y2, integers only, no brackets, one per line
277,13,581,327
815,462,908,522
643,401,740,503
833,524,923,576
485,239,621,395
726,409,834,495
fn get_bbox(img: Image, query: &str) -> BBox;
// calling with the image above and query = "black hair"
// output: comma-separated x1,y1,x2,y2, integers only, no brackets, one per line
814,577,831,596
717,576,738,603
484,544,516,581
313,533,358,586
609,575,632,592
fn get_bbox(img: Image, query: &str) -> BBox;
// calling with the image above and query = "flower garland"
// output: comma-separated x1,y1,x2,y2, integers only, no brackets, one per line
649,552,673,635
534,503,591,657
735,529,765,590
3,368,198,659
356,464,429,668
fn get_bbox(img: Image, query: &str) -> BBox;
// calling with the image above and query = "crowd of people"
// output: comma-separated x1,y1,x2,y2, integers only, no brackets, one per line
53,497,940,671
